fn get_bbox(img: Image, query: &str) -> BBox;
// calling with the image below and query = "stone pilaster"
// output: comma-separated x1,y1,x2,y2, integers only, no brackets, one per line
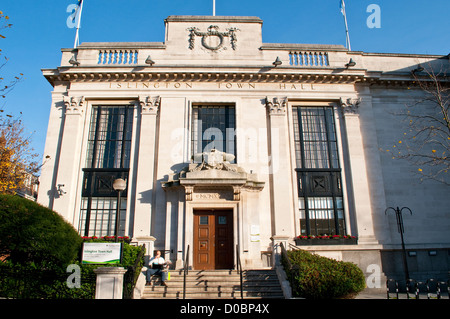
133,96,160,238
265,96,295,238
339,96,379,244
52,96,85,221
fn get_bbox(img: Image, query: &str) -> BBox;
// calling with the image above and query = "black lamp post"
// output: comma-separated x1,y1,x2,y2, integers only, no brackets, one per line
113,178,126,242
385,206,413,281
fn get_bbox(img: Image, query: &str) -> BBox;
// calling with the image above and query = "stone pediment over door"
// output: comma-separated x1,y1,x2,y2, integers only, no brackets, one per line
161,149,264,201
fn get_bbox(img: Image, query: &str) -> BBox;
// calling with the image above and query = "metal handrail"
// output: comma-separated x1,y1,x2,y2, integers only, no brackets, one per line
183,245,190,299
236,244,243,299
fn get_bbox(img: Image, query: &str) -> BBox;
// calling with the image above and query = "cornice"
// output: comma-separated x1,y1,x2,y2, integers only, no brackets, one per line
44,68,365,85
43,67,448,88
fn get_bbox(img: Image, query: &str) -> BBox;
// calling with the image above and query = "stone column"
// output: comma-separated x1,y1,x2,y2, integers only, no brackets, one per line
52,96,85,221
265,97,295,238
93,267,128,299
133,96,160,238
339,97,379,244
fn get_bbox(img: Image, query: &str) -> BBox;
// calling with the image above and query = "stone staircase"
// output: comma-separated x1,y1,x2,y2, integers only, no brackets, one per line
141,269,284,299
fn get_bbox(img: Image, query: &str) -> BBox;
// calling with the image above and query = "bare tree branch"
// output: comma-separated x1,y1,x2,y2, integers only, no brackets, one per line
386,62,450,185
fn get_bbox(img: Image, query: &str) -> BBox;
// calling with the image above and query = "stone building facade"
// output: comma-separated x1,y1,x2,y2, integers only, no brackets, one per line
38,16,450,281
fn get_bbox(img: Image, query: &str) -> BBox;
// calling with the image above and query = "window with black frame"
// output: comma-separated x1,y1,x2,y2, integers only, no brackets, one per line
79,105,133,237
292,106,346,236
191,105,236,162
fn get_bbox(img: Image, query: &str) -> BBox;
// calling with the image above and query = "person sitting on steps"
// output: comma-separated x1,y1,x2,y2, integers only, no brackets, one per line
146,250,170,287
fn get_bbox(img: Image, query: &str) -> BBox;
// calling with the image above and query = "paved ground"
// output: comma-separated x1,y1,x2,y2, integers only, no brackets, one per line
354,288,450,299
355,288,387,299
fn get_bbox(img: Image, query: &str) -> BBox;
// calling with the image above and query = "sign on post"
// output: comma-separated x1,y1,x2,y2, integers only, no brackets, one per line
81,242,122,264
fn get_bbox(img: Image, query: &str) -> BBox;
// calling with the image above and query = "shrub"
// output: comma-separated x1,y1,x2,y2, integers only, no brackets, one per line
0,194,82,267
0,195,145,298
285,249,366,299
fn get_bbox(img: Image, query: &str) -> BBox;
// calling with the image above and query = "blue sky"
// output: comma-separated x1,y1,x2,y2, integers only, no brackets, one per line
1,0,449,164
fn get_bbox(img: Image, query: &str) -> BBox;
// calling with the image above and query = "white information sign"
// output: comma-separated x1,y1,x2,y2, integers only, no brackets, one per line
250,225,260,242
82,242,122,264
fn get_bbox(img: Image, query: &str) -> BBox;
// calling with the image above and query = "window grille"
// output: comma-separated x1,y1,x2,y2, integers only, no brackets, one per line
293,106,345,236
191,105,236,162
80,105,133,237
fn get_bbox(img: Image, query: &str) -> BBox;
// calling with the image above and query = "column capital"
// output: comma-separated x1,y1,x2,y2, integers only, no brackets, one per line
265,96,287,115
63,95,85,115
139,95,160,115
339,97,361,115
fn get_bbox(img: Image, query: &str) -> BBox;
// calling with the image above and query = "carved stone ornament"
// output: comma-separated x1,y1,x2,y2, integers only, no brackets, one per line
339,97,361,114
187,25,239,51
184,186,194,201
265,96,287,115
63,96,85,114
190,149,237,172
139,96,160,114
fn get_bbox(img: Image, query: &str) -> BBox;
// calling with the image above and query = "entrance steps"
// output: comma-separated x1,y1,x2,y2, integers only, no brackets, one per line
141,269,284,299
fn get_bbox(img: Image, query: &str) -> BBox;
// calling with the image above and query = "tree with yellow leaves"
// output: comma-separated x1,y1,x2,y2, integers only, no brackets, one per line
0,11,38,194
0,114,39,194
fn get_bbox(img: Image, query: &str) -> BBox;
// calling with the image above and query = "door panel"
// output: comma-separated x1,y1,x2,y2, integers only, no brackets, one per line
215,212,233,269
193,210,233,270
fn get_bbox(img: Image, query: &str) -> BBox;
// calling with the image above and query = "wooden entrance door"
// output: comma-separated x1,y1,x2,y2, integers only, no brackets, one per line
193,210,233,270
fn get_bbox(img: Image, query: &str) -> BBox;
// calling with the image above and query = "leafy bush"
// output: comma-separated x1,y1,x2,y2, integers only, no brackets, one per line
0,194,82,267
0,195,145,298
284,249,366,299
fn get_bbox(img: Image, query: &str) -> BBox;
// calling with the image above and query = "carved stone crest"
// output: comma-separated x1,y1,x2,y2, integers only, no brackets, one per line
190,149,237,172
187,25,239,51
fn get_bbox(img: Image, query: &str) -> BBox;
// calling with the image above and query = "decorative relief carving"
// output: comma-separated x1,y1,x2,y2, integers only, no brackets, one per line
187,25,239,51
63,96,85,114
184,186,194,201
190,149,237,172
232,186,241,201
339,97,361,115
265,96,287,115
139,96,160,114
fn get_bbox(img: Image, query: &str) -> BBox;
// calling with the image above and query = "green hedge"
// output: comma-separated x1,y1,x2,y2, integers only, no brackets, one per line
0,194,82,267
0,195,145,299
284,249,366,299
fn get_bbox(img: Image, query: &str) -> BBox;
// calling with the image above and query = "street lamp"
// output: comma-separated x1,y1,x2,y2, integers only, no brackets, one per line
385,206,413,281
113,178,127,242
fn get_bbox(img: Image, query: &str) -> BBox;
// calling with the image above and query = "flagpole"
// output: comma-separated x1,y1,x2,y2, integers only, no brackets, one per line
340,0,351,51
74,0,84,48
213,0,216,16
